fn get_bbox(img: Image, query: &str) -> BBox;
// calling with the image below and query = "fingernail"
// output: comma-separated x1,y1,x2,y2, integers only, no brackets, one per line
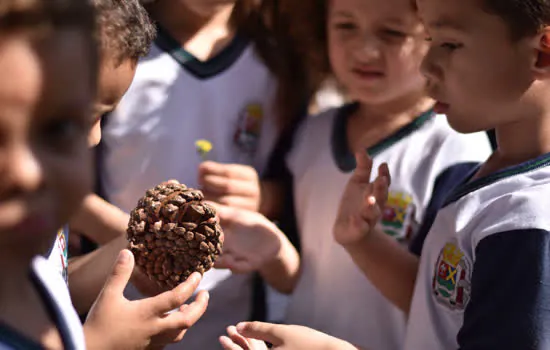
368,196,376,205
118,250,130,263
236,323,246,332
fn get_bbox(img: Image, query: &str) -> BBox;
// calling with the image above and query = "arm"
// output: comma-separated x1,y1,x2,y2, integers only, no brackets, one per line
69,193,128,245
457,229,550,349
344,229,419,313
334,150,419,313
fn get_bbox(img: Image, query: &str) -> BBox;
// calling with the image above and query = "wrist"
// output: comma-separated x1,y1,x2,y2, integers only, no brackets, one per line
341,225,383,256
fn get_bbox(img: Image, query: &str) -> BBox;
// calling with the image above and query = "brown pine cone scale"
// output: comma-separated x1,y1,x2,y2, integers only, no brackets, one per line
127,183,223,289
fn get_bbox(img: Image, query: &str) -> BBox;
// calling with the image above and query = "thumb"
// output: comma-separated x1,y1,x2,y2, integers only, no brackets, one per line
236,322,283,346
353,150,373,183
101,249,134,298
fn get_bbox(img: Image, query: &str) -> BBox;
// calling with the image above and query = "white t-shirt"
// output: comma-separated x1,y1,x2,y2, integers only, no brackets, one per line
47,226,69,284
100,30,278,349
285,104,492,350
0,256,85,350
405,154,550,349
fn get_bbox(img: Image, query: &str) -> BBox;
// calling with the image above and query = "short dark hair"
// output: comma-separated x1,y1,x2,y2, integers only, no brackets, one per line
482,0,550,39
92,0,156,63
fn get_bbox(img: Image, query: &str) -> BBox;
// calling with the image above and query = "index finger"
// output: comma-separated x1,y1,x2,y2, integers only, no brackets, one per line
236,322,283,346
147,272,202,314
199,161,255,180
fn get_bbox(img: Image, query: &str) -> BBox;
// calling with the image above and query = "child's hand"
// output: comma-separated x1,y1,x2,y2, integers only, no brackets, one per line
84,250,209,350
219,322,358,350
219,325,269,350
198,161,261,212
334,151,391,248
211,203,282,274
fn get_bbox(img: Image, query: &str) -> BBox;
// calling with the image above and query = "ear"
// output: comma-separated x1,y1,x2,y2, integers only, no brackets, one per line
531,27,550,79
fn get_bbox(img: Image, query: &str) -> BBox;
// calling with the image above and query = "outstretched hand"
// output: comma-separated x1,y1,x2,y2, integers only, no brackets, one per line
219,322,359,350
84,250,209,350
334,150,391,248
211,203,283,274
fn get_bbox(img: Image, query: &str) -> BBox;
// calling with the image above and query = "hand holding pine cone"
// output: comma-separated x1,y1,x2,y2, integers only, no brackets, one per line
127,183,223,289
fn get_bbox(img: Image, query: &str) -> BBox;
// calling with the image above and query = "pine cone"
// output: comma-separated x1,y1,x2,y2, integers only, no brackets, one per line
127,183,223,289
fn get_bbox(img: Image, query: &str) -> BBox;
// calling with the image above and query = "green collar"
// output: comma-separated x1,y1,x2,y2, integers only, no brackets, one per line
331,103,434,172
154,24,250,80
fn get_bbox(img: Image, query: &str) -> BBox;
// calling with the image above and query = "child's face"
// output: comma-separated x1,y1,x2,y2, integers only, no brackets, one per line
0,31,94,259
418,0,536,133
89,58,137,147
328,0,428,105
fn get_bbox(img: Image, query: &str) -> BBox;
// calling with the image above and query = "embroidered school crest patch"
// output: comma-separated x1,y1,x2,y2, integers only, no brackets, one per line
234,103,263,155
432,241,471,310
381,191,417,241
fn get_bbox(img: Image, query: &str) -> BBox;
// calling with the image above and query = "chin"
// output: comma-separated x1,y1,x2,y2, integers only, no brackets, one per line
445,112,486,134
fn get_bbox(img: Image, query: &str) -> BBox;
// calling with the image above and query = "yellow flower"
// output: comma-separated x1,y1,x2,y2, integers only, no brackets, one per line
195,139,213,160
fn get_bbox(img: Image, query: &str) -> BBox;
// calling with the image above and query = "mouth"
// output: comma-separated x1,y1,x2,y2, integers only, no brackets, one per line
352,67,385,81
433,101,450,114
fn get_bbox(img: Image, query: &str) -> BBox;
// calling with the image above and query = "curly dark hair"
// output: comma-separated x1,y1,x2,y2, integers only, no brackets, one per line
482,0,550,40
92,0,156,63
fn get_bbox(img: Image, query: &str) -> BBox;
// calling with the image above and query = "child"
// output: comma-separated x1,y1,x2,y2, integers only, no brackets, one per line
226,0,550,348
213,0,492,349
93,0,313,348
0,0,100,348
0,1,208,349
355,0,550,347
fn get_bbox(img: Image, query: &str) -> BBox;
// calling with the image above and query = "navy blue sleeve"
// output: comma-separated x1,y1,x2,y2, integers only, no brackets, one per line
409,162,480,256
457,229,550,350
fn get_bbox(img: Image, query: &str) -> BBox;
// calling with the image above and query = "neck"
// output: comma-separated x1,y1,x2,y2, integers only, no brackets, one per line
356,90,435,127
492,115,550,166
151,2,236,46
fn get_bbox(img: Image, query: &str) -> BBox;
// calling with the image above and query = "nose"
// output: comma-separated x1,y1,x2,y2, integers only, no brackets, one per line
6,144,44,194
354,35,381,61
420,46,442,82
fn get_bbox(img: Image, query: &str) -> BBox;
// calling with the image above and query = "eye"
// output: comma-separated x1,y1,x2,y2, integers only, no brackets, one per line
334,22,357,31
440,42,462,50
383,29,406,37
41,118,87,152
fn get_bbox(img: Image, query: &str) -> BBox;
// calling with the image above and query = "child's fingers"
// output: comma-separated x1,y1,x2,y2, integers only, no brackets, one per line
228,326,252,348
361,194,381,224
149,272,202,315
101,249,134,298
201,175,258,197
203,194,258,212
220,336,247,350
236,322,283,346
353,150,374,182
373,174,390,206
199,161,256,180
159,290,209,330
378,163,391,187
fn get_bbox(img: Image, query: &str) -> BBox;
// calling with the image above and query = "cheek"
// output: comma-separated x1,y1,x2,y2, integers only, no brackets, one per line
54,146,93,221
328,35,350,76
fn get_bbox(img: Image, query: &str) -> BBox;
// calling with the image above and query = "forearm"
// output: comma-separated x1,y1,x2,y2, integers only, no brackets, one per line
259,230,301,294
69,236,128,314
70,193,128,245
344,229,419,314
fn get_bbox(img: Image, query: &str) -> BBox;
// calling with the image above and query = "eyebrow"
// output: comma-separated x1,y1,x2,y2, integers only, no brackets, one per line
332,11,353,18
427,18,466,32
